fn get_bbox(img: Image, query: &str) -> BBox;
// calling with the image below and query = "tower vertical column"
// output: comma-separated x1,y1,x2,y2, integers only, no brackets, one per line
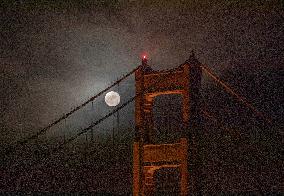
134,64,144,196
133,141,140,196
180,138,189,195
182,63,190,134
186,52,203,194
135,66,144,138
144,96,154,144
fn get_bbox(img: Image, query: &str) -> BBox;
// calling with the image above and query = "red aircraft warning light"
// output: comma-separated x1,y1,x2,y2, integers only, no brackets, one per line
142,54,148,65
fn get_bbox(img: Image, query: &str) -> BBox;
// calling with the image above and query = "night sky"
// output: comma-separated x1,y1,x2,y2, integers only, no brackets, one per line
1,0,283,194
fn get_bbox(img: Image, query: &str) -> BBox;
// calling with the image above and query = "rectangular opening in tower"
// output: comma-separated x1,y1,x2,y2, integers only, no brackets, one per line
153,94,183,144
154,167,181,195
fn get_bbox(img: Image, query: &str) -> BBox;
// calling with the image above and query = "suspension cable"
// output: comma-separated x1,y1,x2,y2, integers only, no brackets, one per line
201,64,272,124
5,66,140,156
201,110,241,138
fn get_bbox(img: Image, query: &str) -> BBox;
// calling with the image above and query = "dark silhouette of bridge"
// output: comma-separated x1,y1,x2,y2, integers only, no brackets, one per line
1,53,275,195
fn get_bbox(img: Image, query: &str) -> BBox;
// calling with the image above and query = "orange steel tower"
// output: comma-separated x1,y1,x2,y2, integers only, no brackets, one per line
133,53,202,195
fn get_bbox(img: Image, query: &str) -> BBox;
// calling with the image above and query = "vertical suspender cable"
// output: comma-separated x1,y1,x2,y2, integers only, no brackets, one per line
117,82,120,138
112,110,115,146
64,118,67,142
91,102,94,144
91,127,94,143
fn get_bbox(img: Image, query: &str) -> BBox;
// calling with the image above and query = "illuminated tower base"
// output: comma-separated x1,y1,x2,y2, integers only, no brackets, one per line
133,138,188,195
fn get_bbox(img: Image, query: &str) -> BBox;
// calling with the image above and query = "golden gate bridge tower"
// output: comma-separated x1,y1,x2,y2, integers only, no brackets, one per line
133,52,202,195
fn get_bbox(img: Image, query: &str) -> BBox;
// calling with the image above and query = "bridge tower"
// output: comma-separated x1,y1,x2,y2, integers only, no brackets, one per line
133,53,202,195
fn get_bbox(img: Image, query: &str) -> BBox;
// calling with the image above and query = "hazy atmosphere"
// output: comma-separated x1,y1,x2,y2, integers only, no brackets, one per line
1,0,283,194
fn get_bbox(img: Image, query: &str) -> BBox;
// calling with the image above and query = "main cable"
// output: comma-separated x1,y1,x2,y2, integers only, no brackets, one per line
201,64,272,124
201,110,241,138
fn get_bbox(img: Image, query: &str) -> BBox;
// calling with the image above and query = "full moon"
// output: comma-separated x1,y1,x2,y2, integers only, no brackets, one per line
105,91,120,107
